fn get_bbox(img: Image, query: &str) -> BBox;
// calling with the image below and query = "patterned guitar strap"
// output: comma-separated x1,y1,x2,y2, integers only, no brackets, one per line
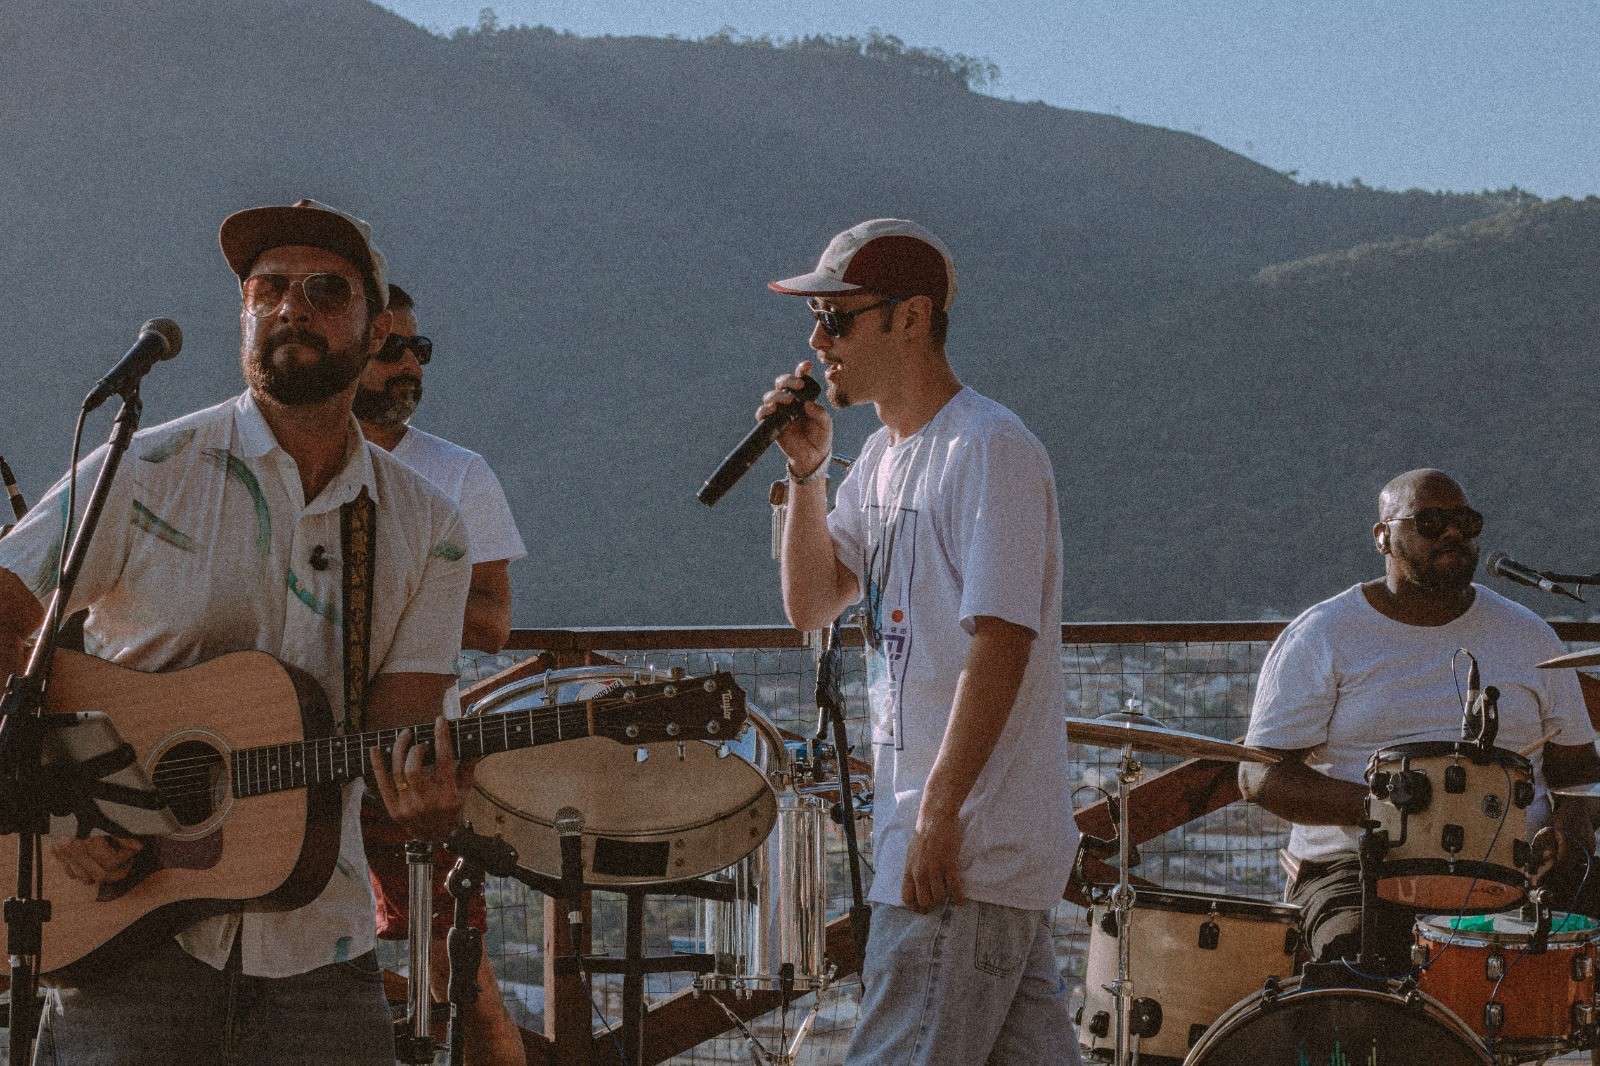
341,487,377,734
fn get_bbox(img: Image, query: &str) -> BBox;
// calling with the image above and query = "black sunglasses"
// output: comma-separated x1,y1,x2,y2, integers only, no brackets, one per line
374,334,432,365
1385,507,1484,540
808,297,901,338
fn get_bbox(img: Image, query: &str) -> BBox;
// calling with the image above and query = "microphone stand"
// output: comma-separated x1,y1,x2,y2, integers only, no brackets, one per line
814,616,870,966
0,385,144,1066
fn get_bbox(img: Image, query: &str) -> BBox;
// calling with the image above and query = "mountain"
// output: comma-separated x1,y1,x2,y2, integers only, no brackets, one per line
1,0,1549,625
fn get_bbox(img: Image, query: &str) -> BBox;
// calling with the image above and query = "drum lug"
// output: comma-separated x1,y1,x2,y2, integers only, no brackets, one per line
1198,916,1220,950
1483,1001,1504,1032
1513,780,1535,809
1130,997,1162,1039
1575,954,1592,982
1441,824,1465,854
1087,1010,1111,1038
1100,910,1119,937
1485,953,1506,981
1574,1002,1598,1028
1411,942,1429,968
1444,764,1467,794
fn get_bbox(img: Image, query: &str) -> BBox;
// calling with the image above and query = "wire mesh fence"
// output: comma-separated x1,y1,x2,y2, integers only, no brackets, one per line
372,632,1291,1064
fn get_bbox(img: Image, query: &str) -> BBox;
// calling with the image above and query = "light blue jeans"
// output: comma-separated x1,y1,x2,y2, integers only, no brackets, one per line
32,937,394,1066
846,900,1083,1066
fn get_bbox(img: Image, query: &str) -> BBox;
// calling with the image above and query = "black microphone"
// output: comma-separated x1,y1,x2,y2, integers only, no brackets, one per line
554,806,585,952
1486,551,1584,603
83,319,183,412
697,375,822,506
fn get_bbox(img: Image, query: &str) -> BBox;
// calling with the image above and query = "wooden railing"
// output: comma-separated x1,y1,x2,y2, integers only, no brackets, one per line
455,619,1600,1064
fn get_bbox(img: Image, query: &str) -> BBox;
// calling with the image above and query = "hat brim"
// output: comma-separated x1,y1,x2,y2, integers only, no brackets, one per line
220,206,381,303
767,272,865,297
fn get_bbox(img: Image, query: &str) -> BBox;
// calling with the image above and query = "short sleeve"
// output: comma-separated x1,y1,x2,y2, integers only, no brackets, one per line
826,456,867,583
456,454,526,565
1245,613,1339,750
1532,622,1599,746
377,509,472,676
951,430,1054,637
0,445,130,615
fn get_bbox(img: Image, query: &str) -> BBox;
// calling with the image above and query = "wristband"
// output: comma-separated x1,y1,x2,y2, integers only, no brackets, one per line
787,459,828,486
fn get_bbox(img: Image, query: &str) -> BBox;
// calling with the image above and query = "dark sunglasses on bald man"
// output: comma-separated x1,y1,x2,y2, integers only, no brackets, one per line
241,272,358,317
374,334,432,365
1385,507,1484,540
808,296,902,338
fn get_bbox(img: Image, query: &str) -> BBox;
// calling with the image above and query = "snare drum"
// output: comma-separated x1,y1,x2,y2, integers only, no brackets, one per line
1414,911,1600,1061
697,790,831,995
461,666,780,886
1183,975,1491,1065
1366,741,1535,913
1078,889,1300,1063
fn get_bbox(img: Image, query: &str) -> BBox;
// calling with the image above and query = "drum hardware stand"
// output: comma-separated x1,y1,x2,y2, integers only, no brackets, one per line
0,384,155,1066
703,964,824,1066
393,839,437,1066
1356,819,1390,974
1107,737,1144,1066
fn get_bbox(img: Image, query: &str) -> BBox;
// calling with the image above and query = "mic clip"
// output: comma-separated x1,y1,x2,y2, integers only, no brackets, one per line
309,546,330,571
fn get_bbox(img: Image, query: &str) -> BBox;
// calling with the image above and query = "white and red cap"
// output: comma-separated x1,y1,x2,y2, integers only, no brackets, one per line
769,219,957,310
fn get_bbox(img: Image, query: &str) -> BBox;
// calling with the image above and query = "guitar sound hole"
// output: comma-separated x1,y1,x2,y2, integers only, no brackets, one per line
153,741,225,826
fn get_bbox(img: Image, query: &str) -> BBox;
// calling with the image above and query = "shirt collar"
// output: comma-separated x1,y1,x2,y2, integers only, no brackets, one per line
233,390,378,511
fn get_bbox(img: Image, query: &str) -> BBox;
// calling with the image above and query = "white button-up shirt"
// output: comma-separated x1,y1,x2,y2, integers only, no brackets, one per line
0,390,470,977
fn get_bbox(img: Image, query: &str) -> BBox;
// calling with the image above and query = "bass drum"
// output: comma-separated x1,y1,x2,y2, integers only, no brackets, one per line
462,666,781,887
1183,976,1491,1065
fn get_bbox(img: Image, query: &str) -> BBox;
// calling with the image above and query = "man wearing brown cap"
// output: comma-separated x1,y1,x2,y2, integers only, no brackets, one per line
756,219,1082,1064
0,199,472,1064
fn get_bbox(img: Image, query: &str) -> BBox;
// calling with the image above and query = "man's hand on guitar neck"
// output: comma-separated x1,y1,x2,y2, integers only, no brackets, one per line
369,715,471,842
52,834,144,886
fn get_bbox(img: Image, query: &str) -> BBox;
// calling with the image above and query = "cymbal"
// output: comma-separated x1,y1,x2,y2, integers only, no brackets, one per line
1066,711,1280,764
1553,781,1600,799
1537,646,1600,670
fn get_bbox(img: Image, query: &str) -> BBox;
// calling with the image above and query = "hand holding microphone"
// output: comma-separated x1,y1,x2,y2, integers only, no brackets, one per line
697,361,828,506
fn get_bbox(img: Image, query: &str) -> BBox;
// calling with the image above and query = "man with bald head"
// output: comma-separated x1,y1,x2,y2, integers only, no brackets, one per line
1240,468,1600,974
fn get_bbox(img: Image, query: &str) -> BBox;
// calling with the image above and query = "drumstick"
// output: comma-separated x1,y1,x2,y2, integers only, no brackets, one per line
1516,727,1562,757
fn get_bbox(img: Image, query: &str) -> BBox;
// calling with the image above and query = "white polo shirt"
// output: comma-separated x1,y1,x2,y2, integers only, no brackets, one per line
0,389,470,977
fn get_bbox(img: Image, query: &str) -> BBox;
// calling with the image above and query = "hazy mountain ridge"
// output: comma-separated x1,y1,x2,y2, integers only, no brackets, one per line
1,0,1562,625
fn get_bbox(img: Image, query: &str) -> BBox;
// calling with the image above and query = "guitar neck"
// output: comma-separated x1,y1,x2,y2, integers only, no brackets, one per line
231,703,591,799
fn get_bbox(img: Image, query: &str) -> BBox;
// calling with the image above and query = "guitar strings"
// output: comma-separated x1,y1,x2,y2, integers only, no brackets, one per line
145,683,734,802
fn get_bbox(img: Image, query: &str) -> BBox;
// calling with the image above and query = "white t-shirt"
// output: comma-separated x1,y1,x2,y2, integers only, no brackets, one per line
391,426,525,566
0,391,471,977
1246,583,1598,862
827,387,1074,912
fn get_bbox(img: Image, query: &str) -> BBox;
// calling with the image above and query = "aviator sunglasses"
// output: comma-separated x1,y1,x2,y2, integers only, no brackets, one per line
1384,507,1485,540
374,334,433,365
808,296,902,338
241,272,358,317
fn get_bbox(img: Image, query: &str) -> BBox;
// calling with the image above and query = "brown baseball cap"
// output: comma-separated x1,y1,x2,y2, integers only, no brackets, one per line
769,219,957,310
219,198,389,311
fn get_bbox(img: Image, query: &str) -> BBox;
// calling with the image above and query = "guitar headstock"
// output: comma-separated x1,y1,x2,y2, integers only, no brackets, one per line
590,672,748,745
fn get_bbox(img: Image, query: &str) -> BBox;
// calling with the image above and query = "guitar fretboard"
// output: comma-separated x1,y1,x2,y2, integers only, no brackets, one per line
230,703,593,799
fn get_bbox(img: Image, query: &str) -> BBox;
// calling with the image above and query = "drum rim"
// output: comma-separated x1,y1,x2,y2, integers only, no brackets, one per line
1086,885,1300,920
1416,911,1600,946
1183,978,1491,1064
1375,858,1528,914
1370,739,1532,772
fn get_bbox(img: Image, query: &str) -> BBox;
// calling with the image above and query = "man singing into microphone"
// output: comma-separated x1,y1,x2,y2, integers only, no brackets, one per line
756,219,1081,1064
1240,468,1600,974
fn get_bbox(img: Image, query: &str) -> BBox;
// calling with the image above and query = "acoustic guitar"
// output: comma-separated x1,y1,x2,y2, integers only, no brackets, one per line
0,649,746,975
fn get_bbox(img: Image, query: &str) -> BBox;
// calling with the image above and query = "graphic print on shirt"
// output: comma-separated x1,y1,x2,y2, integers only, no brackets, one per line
862,503,916,750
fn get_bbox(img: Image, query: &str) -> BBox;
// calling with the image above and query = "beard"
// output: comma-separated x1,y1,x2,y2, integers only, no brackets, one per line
243,327,367,406
352,376,423,427
1408,543,1479,593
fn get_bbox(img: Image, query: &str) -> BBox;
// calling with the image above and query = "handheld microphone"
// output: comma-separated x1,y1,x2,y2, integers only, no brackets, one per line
554,807,585,953
83,319,183,412
1486,551,1584,603
697,375,821,506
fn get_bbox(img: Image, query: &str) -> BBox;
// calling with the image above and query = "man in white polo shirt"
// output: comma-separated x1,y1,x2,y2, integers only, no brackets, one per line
0,199,472,1065
356,281,528,1066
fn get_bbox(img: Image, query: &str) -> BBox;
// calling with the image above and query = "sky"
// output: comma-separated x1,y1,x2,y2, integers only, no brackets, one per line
380,0,1600,198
